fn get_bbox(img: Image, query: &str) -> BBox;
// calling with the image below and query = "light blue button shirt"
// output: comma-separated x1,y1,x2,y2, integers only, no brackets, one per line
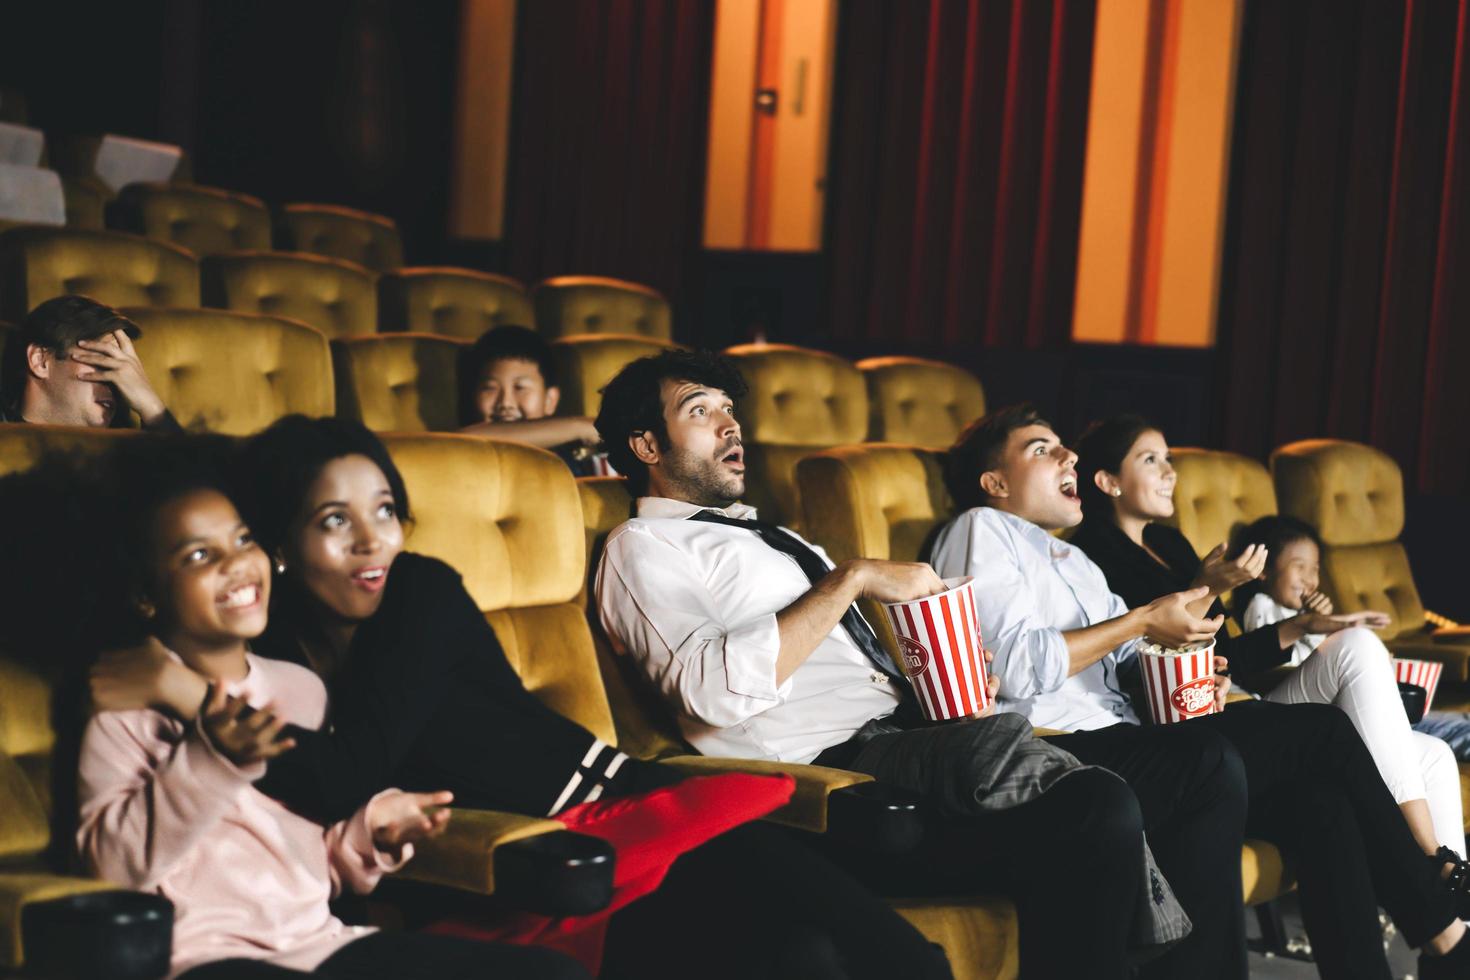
929,507,1142,731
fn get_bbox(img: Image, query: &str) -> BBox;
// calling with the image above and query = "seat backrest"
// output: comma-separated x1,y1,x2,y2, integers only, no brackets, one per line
61,176,107,230
125,307,333,434
202,250,377,340
724,343,868,530
550,333,677,418
575,475,690,760
1162,448,1278,558
111,183,272,257
377,267,533,339
278,203,404,272
795,443,952,564
856,356,986,448
0,227,199,321
332,333,467,432
532,276,672,339
379,433,617,743
1271,438,1424,637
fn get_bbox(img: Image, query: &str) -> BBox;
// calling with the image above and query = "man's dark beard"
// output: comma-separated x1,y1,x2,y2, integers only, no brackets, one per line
663,445,742,508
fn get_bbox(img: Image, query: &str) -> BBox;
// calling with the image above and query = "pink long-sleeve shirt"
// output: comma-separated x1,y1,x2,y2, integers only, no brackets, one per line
76,653,409,978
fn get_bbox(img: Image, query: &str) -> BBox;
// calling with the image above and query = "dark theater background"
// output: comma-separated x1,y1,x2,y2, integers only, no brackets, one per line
0,0,1466,615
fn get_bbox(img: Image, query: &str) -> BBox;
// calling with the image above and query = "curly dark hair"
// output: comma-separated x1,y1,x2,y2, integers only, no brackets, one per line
594,349,749,496
943,403,1051,510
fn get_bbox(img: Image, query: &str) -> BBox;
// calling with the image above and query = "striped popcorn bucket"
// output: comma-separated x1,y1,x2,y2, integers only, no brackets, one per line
1394,658,1443,711
1140,642,1218,725
880,577,990,722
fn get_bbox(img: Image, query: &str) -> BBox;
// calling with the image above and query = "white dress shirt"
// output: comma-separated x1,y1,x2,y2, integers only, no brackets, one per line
595,497,903,763
1242,592,1320,667
929,507,1142,731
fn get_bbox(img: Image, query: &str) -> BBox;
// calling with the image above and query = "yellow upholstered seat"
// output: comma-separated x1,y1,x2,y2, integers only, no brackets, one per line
277,203,404,272
550,334,676,418
1162,448,1279,556
124,307,333,434
723,343,868,531
0,227,198,321
110,183,272,257
532,276,672,339
1271,439,1470,680
333,334,468,433
202,250,377,340
378,267,533,339
856,356,986,448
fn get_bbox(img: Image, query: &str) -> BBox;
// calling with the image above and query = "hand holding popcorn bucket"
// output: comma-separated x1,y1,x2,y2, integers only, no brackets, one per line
879,577,991,722
1139,641,1219,724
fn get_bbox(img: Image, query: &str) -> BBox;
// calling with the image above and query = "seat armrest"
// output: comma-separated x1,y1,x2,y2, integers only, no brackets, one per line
1433,625,1470,643
399,808,614,915
659,755,922,852
0,872,116,969
1032,727,1070,737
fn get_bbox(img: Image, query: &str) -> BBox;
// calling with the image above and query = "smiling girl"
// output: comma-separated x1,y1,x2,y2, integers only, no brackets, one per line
78,452,585,980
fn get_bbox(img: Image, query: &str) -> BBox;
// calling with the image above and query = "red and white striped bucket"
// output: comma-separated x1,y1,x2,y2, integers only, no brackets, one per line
1140,642,1218,725
880,577,990,722
1394,658,1443,711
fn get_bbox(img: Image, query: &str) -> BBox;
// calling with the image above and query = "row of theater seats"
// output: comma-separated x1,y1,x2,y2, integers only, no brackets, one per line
8,422,1371,980
0,224,673,341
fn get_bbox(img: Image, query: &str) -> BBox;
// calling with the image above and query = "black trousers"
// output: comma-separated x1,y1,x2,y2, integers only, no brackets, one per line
599,762,954,980
1056,700,1458,980
176,932,589,979
825,720,1231,980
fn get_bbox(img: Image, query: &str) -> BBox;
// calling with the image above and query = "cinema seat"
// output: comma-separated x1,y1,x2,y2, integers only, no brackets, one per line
723,343,868,531
124,307,333,434
333,333,468,432
278,203,404,272
795,440,1295,909
551,334,676,418
109,183,272,257
532,276,672,340
1162,448,1279,557
856,356,986,448
0,227,198,322
202,251,376,340
378,267,533,339
1272,439,1470,681
60,176,107,230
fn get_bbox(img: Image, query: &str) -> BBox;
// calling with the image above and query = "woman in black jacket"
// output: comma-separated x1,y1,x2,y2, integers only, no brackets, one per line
93,417,950,980
1068,414,1465,877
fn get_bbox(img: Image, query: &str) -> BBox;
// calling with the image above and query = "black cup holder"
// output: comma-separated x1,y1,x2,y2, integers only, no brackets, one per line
493,829,615,917
1399,682,1429,725
21,890,172,980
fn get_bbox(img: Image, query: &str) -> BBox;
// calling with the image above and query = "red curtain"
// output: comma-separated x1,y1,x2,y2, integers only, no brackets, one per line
504,0,716,320
1215,0,1470,495
824,0,1097,350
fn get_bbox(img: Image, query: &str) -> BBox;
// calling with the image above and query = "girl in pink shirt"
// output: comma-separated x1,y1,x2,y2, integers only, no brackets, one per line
76,463,586,980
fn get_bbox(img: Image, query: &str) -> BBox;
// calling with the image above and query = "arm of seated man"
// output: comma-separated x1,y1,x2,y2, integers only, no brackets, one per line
597,525,943,725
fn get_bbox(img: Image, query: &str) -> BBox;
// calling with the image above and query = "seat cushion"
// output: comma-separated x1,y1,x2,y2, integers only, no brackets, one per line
332,334,467,432
532,276,672,339
857,356,986,448
551,334,676,418
202,250,376,340
1241,838,1291,906
378,267,533,339
112,183,271,257
1272,439,1405,546
126,307,333,434
0,227,199,321
1164,448,1278,557
278,203,404,272
1320,541,1427,639
796,444,951,564
891,896,1018,980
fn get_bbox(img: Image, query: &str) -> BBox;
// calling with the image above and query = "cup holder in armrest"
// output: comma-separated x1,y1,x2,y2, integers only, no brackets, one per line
21,891,172,980
826,782,924,854
1400,682,1428,725
493,829,615,917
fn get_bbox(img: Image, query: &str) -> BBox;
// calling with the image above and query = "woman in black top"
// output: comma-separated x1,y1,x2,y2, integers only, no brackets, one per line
1069,414,1468,877
98,417,949,980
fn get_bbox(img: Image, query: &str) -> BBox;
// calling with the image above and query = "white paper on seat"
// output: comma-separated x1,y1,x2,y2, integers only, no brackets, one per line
0,122,44,166
0,163,65,225
92,134,181,193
